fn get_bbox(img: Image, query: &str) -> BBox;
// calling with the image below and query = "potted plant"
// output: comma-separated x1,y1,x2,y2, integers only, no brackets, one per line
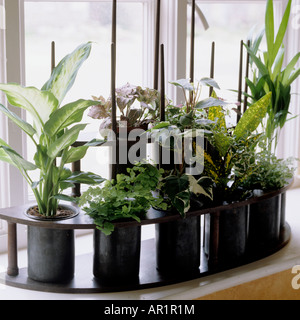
245,0,300,153
149,78,221,274
155,173,213,275
88,83,161,174
202,92,272,267
242,0,299,255
79,162,167,284
0,42,104,283
242,150,296,252
149,78,229,174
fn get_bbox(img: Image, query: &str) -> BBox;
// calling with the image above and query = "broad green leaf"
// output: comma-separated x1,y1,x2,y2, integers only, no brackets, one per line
0,84,59,133
53,194,77,203
199,77,220,90
208,91,226,131
273,0,291,65
213,131,232,158
234,92,272,140
272,46,285,80
286,68,300,87
150,122,170,130
42,42,92,104
265,0,274,64
0,146,37,171
64,171,105,185
245,47,269,76
195,97,230,109
163,175,190,199
47,124,87,159
173,191,191,217
0,103,36,138
188,175,213,200
0,139,16,167
62,145,89,164
169,79,193,91
44,99,96,137
85,138,106,147
282,52,300,85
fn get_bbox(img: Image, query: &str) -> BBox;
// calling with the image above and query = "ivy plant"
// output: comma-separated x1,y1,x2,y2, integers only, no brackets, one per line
79,163,168,235
158,173,213,217
0,42,104,217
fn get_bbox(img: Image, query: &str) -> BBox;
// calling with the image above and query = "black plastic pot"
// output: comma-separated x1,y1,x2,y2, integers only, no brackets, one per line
27,226,75,283
205,204,249,267
155,215,201,275
26,204,78,283
93,225,141,284
248,191,281,250
280,192,287,229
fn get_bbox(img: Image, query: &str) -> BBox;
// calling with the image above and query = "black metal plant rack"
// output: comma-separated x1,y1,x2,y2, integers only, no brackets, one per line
0,0,292,294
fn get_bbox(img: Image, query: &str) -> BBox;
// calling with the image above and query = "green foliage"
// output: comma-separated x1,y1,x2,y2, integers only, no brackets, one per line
242,150,296,191
245,0,299,152
88,83,161,133
158,174,213,217
203,93,271,202
0,42,105,217
160,78,228,131
79,163,168,235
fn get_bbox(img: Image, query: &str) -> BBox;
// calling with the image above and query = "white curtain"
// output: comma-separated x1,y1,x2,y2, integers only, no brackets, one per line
276,0,300,188
0,0,10,209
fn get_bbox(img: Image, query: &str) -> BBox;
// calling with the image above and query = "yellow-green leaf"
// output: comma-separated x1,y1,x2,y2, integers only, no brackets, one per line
234,92,272,140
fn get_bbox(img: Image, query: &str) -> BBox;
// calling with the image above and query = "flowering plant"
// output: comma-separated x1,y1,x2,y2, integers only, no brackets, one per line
88,83,160,132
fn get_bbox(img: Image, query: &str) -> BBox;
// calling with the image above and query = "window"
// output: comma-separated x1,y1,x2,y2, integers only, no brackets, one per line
0,0,299,253
23,0,155,198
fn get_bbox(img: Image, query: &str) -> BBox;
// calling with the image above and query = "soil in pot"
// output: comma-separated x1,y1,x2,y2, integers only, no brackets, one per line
26,205,78,220
93,225,141,285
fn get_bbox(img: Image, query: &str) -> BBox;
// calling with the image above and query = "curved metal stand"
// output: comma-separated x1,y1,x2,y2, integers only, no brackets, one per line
0,184,292,294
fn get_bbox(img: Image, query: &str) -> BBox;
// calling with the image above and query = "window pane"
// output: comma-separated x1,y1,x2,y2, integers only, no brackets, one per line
24,1,145,198
188,2,266,101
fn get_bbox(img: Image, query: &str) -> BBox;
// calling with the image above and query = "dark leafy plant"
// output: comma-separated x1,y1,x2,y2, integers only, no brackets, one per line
158,173,213,217
79,163,168,235
245,0,300,152
0,42,105,217
203,92,272,202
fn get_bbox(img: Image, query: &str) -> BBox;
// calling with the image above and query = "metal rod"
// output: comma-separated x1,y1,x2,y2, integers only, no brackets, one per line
154,0,161,90
243,40,250,113
190,0,196,84
237,40,243,123
112,0,117,46
51,41,55,72
72,160,81,197
160,44,165,122
111,42,118,180
209,211,220,269
111,0,118,180
7,222,18,277
209,41,215,97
